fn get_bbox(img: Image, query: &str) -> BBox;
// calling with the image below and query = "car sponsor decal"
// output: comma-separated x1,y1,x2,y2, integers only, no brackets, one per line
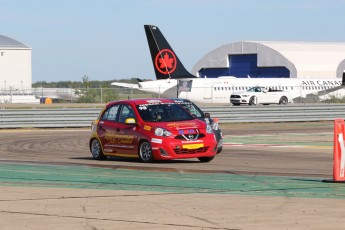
181,140,203,144
104,130,134,144
146,99,162,104
151,138,162,144
104,144,135,149
138,105,148,110
114,145,135,149
182,143,204,149
143,125,152,131
167,123,197,128
178,129,197,135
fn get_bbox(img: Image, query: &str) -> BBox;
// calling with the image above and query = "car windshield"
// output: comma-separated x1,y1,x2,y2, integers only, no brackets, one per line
136,103,194,122
247,87,264,92
178,103,204,118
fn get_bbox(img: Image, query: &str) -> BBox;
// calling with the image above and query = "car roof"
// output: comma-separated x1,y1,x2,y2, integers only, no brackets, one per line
106,98,183,107
167,98,192,103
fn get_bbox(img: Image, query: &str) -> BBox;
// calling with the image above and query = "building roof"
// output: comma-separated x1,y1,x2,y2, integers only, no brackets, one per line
192,41,345,79
0,34,30,49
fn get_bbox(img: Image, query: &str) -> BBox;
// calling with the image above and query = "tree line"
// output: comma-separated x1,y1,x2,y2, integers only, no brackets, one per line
32,76,153,103
32,76,149,89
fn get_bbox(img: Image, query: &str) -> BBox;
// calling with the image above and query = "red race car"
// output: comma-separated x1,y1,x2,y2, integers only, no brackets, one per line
89,99,218,163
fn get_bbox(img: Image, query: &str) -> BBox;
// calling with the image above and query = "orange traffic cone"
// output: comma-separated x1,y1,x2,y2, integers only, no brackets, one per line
333,119,345,182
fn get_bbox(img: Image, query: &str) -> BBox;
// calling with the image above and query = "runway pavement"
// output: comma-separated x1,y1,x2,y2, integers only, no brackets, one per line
0,121,345,229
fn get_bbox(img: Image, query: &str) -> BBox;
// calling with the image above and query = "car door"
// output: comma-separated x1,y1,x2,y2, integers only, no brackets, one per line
258,87,270,103
97,104,121,154
97,104,138,156
113,104,139,156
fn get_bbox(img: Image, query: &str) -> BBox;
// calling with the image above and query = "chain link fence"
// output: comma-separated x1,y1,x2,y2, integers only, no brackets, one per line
1,85,345,104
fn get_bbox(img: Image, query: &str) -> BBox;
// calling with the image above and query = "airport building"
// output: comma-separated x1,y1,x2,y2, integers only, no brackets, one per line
0,35,39,103
0,34,32,91
192,41,345,79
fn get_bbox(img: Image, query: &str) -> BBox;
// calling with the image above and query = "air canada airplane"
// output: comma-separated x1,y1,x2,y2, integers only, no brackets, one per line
111,25,345,104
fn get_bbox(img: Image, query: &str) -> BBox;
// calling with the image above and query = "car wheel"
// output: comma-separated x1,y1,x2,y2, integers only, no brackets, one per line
217,147,223,154
138,140,154,163
198,156,215,162
279,96,288,105
248,96,257,106
90,138,106,160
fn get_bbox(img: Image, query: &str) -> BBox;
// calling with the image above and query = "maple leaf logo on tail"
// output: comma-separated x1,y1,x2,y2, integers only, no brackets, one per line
155,49,177,75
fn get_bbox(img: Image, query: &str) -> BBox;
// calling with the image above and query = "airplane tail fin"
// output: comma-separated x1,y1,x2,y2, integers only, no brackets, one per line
144,25,197,80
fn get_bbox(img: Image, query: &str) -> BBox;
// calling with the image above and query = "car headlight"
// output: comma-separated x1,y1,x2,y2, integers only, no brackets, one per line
206,124,213,134
154,127,172,137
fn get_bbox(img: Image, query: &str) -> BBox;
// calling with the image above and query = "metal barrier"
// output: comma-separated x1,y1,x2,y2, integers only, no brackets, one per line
202,104,345,122
0,108,101,128
0,104,345,128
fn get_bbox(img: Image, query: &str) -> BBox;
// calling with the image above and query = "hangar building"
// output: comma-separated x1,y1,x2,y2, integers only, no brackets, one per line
0,35,32,91
191,41,345,79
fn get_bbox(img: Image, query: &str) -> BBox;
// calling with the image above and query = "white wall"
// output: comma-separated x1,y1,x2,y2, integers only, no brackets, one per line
0,48,32,90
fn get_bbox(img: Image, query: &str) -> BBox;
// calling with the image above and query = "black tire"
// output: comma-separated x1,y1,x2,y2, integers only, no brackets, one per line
138,140,154,163
232,103,240,106
279,96,288,105
198,156,215,162
90,138,106,160
217,147,223,154
248,96,257,106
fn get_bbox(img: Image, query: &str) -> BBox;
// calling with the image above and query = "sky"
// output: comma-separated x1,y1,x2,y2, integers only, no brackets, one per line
1,0,345,83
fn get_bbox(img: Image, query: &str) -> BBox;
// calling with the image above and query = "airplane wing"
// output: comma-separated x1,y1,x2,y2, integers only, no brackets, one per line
312,85,344,97
111,82,139,89
293,84,345,103
307,73,345,98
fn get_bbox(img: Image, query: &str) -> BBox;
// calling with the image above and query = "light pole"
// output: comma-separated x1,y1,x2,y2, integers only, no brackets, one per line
69,85,72,103
99,85,103,104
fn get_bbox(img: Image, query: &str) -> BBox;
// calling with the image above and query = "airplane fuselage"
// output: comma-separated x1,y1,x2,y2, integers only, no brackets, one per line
137,77,343,104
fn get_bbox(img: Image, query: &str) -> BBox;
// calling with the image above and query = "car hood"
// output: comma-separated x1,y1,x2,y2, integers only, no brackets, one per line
231,91,251,95
145,119,206,132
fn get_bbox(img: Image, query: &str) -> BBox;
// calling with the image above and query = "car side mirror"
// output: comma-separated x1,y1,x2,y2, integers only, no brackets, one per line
125,118,136,125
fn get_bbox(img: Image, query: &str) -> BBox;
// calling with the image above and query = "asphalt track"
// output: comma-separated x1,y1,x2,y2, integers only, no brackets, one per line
1,121,345,229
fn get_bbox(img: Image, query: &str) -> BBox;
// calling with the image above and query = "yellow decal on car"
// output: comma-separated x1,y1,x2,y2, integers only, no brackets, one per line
143,125,151,131
182,143,204,149
104,130,134,144
167,122,197,128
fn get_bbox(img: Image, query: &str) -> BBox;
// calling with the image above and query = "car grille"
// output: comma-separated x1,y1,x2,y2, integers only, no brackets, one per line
231,95,241,98
175,133,205,140
174,146,210,154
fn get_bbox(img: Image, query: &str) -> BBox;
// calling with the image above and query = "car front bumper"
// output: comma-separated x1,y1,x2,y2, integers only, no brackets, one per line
150,137,217,160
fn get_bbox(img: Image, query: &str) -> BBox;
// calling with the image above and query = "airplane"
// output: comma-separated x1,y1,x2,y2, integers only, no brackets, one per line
111,25,345,104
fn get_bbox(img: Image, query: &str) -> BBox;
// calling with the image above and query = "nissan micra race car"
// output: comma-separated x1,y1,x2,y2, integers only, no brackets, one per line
168,98,223,153
90,99,218,163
